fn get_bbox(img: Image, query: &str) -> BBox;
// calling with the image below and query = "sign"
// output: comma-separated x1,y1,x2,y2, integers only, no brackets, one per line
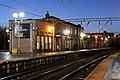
12,48,17,55
15,23,30,38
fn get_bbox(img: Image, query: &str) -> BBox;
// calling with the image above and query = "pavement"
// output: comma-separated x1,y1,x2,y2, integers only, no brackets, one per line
0,48,113,62
0,50,75,63
85,51,120,80
107,53,120,79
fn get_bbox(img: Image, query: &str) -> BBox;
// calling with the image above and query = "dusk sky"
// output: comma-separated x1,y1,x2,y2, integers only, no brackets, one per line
0,0,120,33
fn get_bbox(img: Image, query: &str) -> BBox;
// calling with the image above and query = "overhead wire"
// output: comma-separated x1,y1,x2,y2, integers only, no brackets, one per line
11,0,43,14
0,1,118,33
0,2,16,10
66,0,90,17
64,0,119,33
59,0,100,32
54,0,82,17
0,2,43,17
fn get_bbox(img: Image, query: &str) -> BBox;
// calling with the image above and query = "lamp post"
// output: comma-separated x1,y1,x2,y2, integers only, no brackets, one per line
52,21,55,52
5,28,9,50
101,37,103,47
105,38,108,47
13,12,25,55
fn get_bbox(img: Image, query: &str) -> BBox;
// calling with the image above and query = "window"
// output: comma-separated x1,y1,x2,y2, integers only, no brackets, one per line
71,28,72,34
49,37,52,49
41,36,44,49
45,37,48,49
37,36,40,49
75,29,77,35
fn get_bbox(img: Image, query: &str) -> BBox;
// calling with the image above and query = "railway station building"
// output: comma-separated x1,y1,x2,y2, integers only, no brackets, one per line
9,11,84,53
84,31,114,48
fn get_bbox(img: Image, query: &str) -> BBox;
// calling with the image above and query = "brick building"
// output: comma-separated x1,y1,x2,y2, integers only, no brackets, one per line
9,12,84,53
84,31,114,48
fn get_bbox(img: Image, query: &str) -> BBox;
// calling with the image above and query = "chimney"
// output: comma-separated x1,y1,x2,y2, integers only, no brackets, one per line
45,11,50,18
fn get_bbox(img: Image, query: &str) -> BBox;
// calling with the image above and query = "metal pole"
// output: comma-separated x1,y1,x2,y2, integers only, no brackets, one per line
11,25,13,53
95,37,97,47
4,29,6,50
53,20,55,52
30,23,33,53
18,22,20,55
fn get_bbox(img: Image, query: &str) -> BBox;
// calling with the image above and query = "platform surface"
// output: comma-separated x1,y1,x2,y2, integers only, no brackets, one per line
85,51,120,80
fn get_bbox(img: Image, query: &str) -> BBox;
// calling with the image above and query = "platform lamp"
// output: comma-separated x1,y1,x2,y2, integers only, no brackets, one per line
13,12,25,55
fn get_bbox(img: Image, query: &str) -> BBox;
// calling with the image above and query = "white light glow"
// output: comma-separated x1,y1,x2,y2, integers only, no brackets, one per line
13,13,18,18
105,38,108,41
101,37,103,40
64,30,70,35
95,36,98,38
88,35,90,38
6,29,9,33
108,36,110,38
81,33,85,38
19,12,25,18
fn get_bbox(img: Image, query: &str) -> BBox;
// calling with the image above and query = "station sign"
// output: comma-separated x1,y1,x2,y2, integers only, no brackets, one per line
14,23,30,38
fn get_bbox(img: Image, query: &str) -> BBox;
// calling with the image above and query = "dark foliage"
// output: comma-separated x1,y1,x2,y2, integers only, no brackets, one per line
108,37,120,49
0,26,9,50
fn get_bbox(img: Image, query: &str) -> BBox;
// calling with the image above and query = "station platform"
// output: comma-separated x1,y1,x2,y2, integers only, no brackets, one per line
1,49,120,80
0,49,100,62
85,51,120,80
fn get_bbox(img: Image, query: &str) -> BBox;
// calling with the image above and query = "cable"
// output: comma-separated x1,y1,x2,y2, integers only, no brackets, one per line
0,2,16,10
65,0,90,17
11,0,43,14
54,0,82,17
0,2,43,17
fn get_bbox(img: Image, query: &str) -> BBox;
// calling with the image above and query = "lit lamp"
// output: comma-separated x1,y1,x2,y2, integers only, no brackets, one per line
88,35,90,38
105,38,108,41
80,33,85,38
6,29,9,34
13,12,25,55
101,37,103,47
105,38,108,47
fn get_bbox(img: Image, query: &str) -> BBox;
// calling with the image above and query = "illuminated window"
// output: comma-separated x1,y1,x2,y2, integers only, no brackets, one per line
71,28,72,34
45,37,48,49
41,36,44,49
37,36,40,49
75,29,77,35
67,40,69,48
49,44,52,49
41,36,44,42
49,37,52,49
49,37,51,43
45,37,47,43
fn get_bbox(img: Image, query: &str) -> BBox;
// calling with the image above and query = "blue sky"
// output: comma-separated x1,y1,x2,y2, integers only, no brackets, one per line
0,0,120,33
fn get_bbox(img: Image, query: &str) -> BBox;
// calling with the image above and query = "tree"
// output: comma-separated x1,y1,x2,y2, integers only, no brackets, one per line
108,37,120,49
0,26,9,50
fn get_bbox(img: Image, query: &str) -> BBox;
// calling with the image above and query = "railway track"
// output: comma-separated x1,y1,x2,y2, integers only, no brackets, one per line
26,53,110,80
1,51,112,80
60,56,107,80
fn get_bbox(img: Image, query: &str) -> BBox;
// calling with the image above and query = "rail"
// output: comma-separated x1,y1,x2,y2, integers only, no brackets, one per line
0,48,113,79
59,55,110,80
